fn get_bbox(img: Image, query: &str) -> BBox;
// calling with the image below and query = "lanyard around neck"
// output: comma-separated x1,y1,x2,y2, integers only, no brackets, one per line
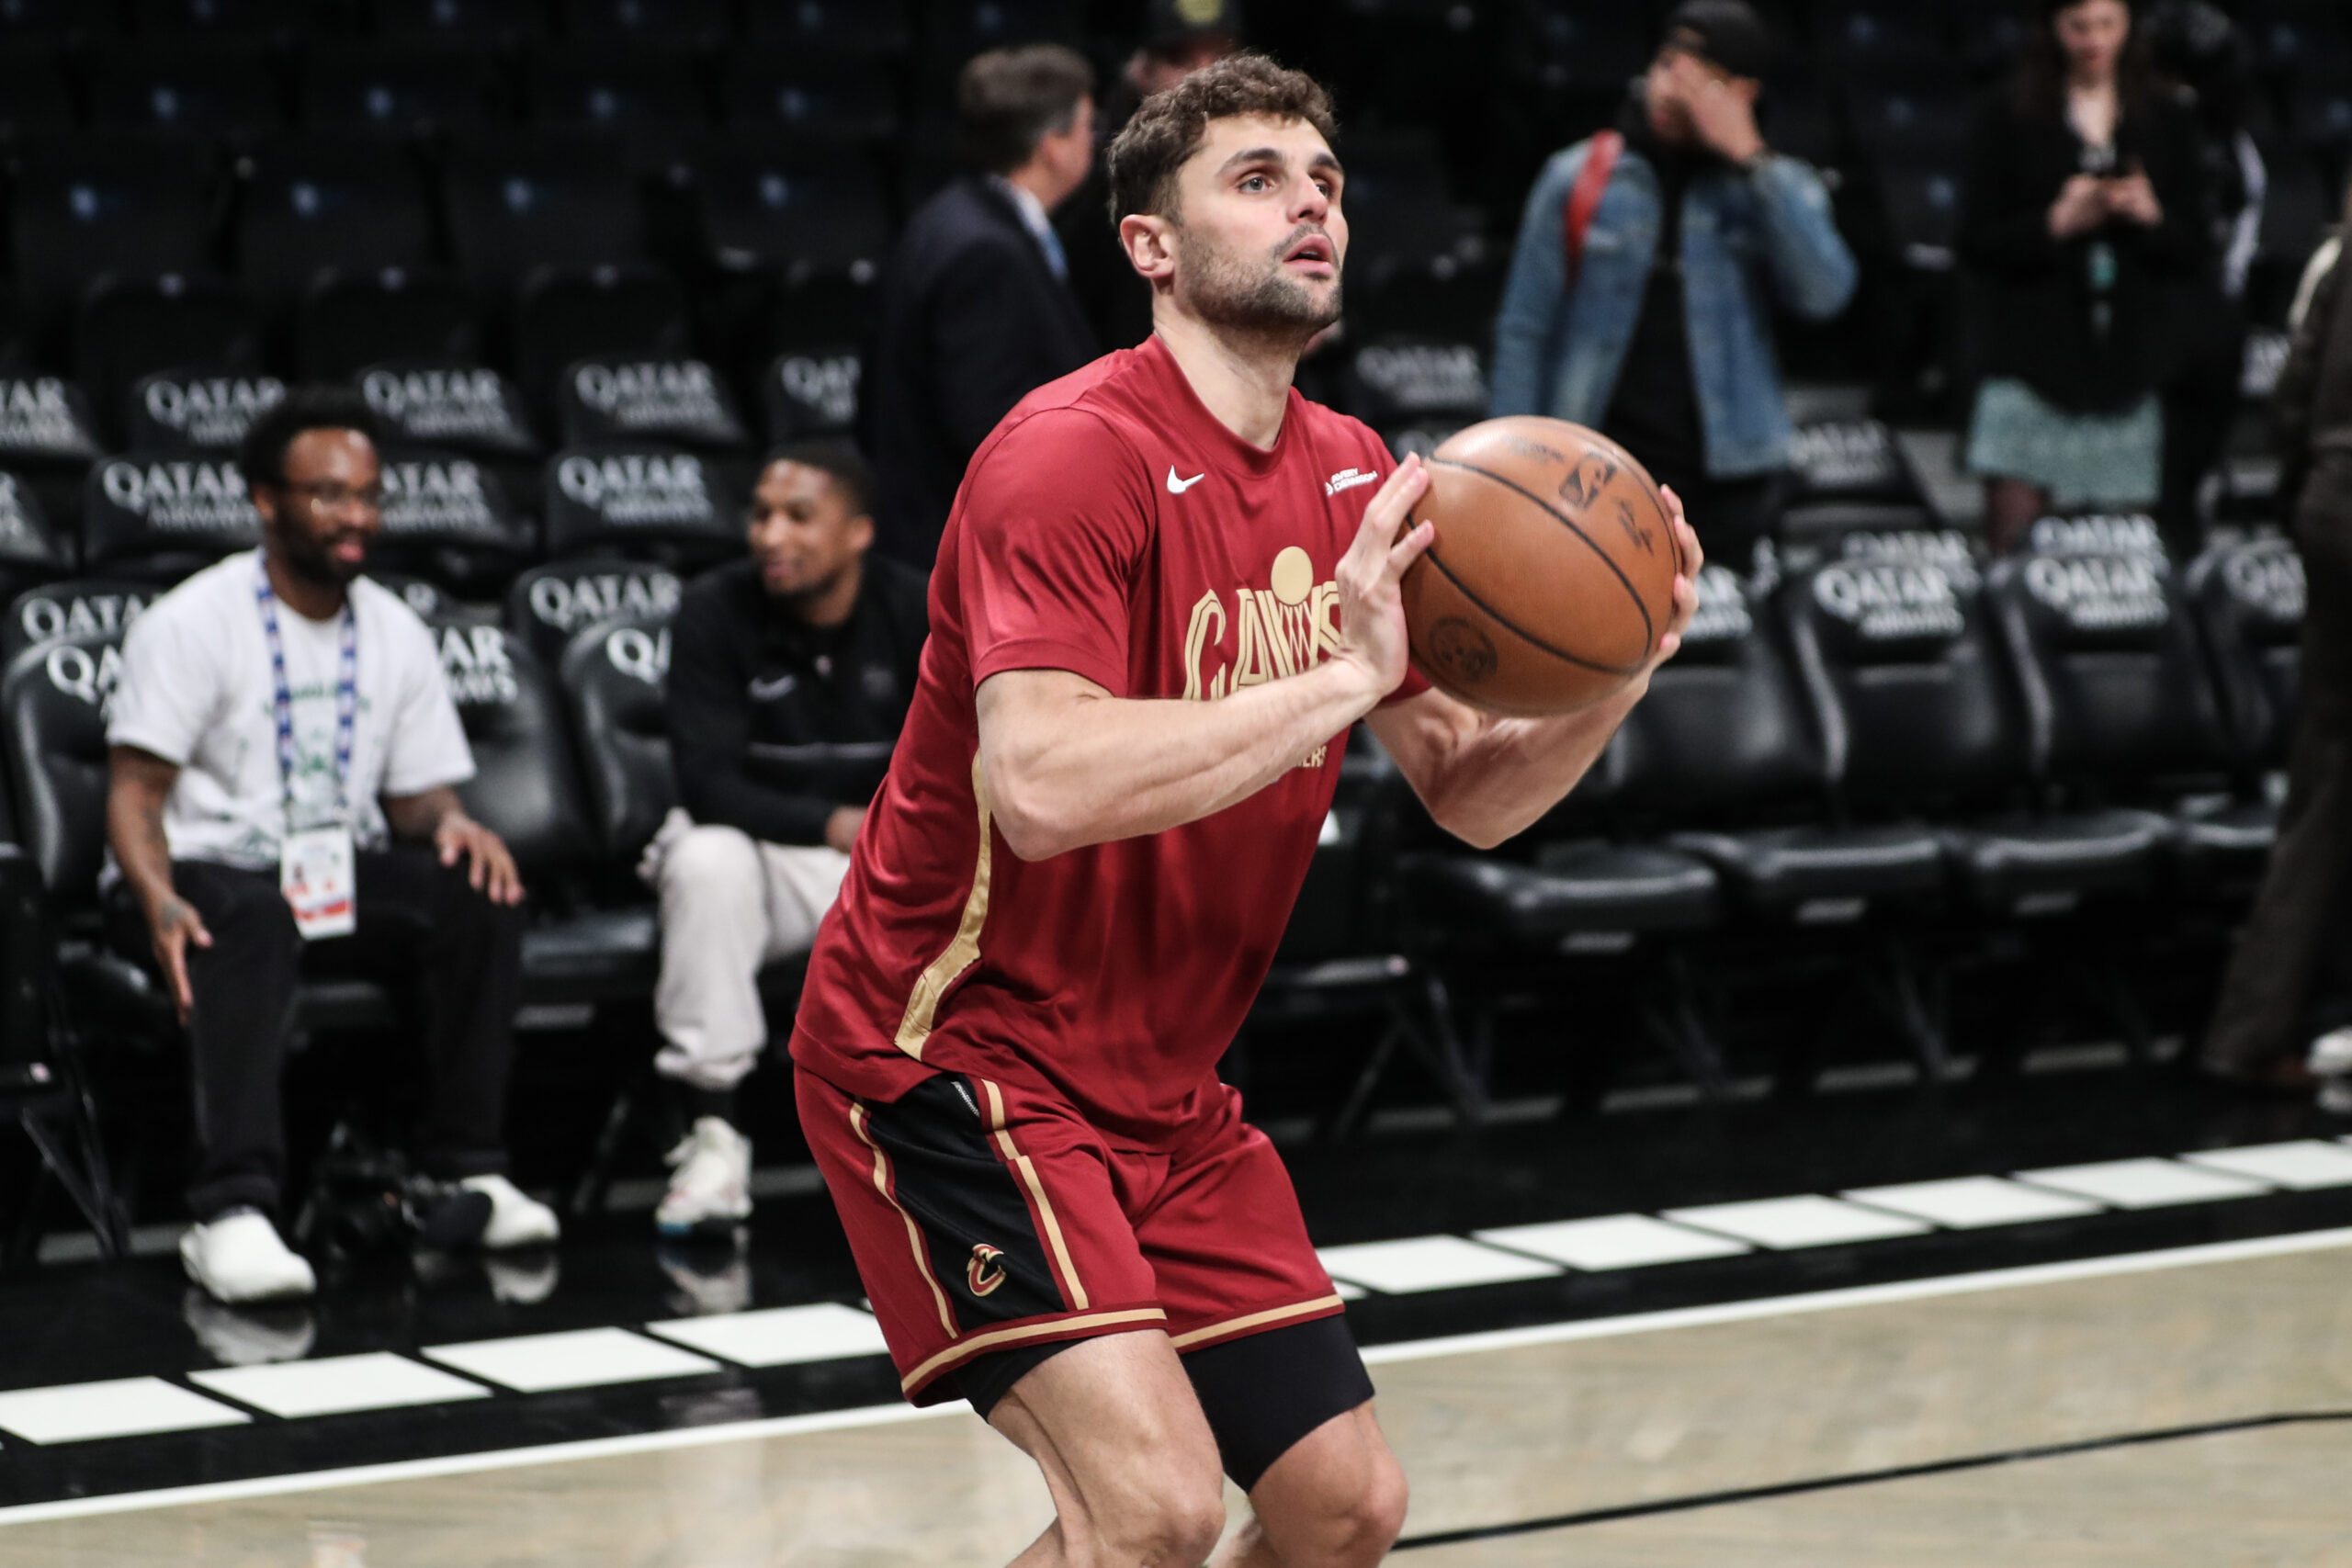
254,558,357,823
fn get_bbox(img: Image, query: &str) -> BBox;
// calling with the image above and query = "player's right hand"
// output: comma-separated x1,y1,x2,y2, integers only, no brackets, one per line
1332,454,1435,704
148,894,212,1025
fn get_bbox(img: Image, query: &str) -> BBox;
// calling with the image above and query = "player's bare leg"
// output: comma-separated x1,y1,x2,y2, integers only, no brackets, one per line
1213,1403,1407,1568
988,1330,1229,1568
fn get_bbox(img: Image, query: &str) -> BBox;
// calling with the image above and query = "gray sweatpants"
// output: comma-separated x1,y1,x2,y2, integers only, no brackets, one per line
651,821,851,1091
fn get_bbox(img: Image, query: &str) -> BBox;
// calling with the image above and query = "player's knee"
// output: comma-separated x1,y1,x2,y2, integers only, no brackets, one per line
660,826,759,897
1090,1465,1226,1568
1282,1447,1408,1568
1351,1451,1410,1559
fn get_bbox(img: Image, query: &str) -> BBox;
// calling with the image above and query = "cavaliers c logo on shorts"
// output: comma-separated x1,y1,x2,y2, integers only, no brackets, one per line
967,1243,1008,1297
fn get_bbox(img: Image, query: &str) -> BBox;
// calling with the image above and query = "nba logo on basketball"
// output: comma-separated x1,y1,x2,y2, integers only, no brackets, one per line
967,1244,1008,1298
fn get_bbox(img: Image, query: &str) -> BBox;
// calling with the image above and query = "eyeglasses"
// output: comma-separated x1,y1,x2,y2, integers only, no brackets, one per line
281,479,385,513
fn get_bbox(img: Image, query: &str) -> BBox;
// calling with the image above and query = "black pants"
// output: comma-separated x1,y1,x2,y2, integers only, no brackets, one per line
109,844,524,1221
1640,459,1784,578
2159,302,2246,564
2203,466,2352,1072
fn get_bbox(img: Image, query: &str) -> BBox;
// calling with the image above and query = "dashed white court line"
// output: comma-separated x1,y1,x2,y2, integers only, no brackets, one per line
423,1328,720,1393
1473,1213,1750,1269
190,1354,490,1419
2014,1157,2272,1210
1842,1176,2103,1230
8,1225,2351,1527
2180,1141,2352,1191
644,1304,888,1368
1660,1195,1931,1249
0,1378,249,1445
1317,1235,1563,1293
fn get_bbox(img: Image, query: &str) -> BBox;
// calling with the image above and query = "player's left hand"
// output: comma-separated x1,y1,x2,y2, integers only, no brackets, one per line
436,813,526,905
1639,485,1704,673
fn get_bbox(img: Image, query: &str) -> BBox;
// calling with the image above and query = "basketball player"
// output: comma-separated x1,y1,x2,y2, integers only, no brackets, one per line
793,56,1701,1567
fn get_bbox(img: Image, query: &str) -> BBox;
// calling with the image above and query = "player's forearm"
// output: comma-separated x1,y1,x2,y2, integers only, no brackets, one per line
980,660,1383,861
1410,682,1646,851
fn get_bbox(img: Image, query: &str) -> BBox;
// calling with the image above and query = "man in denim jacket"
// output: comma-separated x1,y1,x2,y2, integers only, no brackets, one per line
1492,0,1855,566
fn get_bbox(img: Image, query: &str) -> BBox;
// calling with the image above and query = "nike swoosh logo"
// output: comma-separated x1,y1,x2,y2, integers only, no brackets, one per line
748,674,797,701
1166,467,1206,494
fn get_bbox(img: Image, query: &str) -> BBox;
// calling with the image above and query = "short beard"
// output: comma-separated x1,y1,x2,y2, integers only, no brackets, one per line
1173,221,1341,350
271,521,362,587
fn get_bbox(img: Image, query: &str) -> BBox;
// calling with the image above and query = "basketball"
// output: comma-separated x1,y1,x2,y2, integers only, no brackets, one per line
1400,417,1683,716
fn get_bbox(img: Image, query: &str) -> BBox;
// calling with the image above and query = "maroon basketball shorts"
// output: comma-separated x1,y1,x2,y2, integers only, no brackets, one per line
797,1065,1348,1407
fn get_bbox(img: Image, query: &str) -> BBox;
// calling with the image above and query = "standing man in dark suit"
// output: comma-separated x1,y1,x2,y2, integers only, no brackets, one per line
868,44,1100,566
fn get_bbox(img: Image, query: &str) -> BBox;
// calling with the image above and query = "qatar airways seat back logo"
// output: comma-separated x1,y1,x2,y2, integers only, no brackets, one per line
130,371,285,452
358,363,537,455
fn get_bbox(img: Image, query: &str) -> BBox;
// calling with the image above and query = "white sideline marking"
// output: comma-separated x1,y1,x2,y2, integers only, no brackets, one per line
6,1225,2349,1527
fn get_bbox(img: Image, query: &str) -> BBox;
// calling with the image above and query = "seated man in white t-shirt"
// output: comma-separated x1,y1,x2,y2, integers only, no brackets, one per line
104,388,559,1304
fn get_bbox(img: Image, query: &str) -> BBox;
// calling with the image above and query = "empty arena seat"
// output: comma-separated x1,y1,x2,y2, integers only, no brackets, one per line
1781,419,1933,535
75,276,263,438
759,346,861,441
541,443,743,564
922,0,1076,63
0,373,105,468
123,368,284,454
9,134,220,345
375,0,549,44
81,451,260,577
301,273,481,385
437,624,659,997
356,358,541,458
560,608,675,861
130,0,306,33
503,556,680,666
741,0,908,56
0,0,113,41
561,0,731,45
718,56,898,145
1,632,121,900
2189,536,2303,773
556,355,747,451
525,44,707,170
0,473,70,601
1783,556,2171,917
1340,333,1487,457
234,136,439,314
514,264,689,404
684,141,893,275
443,130,645,295
373,446,537,593
5,579,158,665
0,43,74,138
299,41,495,136
368,569,456,624
86,41,284,138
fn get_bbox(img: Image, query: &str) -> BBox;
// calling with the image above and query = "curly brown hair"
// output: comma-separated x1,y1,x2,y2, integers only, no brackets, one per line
1104,53,1339,228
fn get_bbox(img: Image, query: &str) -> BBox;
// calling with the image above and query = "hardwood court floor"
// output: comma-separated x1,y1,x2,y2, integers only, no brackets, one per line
6,1240,2348,1565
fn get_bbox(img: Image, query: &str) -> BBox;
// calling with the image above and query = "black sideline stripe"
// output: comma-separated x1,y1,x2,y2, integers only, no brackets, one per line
1389,1408,2352,1551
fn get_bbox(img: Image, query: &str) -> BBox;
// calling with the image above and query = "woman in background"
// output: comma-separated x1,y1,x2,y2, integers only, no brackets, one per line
1959,0,2210,552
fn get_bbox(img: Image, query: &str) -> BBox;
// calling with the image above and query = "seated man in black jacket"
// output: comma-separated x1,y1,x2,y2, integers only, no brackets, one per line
650,440,928,1235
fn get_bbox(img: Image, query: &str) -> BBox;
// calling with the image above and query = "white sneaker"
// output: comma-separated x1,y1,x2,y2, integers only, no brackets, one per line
460,1175,561,1250
2308,1027,2352,1078
656,1117,752,1235
180,1211,316,1303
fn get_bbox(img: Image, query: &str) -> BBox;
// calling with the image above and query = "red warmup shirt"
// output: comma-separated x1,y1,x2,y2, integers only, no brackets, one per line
791,336,1425,1142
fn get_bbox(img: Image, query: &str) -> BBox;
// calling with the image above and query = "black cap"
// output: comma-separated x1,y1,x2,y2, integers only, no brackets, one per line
1661,0,1774,81
1145,0,1240,52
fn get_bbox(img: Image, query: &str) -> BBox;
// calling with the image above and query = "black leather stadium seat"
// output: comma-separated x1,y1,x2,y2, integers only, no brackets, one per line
503,557,681,668
562,0,732,45
376,0,549,44
556,355,748,452
684,141,893,275
436,623,658,998
81,451,261,579
443,130,645,296
760,347,861,442
86,41,284,139
1783,556,2170,918
525,44,708,172
124,368,286,454
130,0,307,35
1781,418,1936,537
299,41,494,136
300,272,481,384
514,264,690,407
236,136,438,317
540,443,744,566
373,446,537,594
9,134,220,354
4,581,157,666
741,0,908,56
356,357,541,458
0,476,72,594
718,57,899,145
75,276,263,440
2190,536,2303,773
559,608,674,863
